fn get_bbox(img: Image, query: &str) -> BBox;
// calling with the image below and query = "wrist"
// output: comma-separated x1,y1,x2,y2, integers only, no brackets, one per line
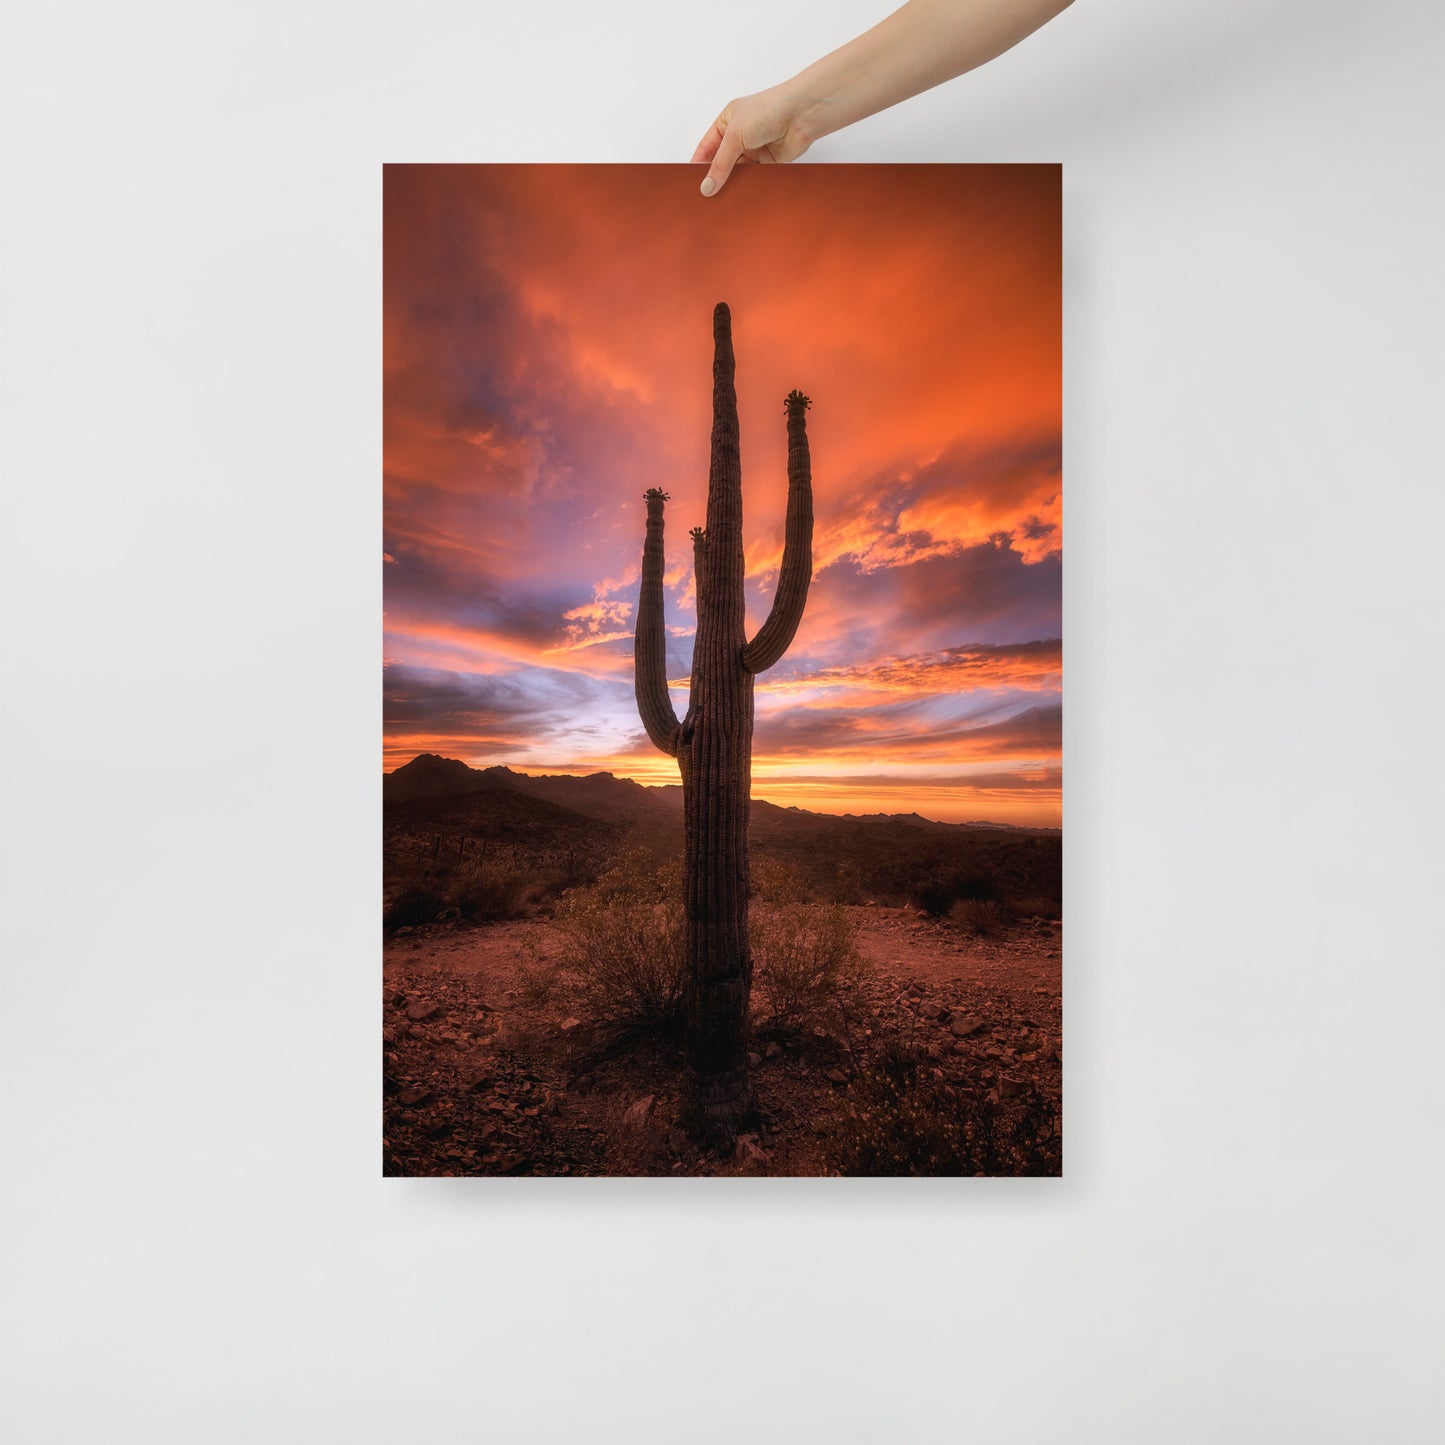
771,76,836,149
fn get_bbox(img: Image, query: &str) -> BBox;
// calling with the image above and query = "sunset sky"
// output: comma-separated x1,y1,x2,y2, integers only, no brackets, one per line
384,164,1060,825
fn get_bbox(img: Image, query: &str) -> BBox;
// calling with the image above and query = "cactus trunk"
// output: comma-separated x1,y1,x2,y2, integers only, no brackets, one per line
633,302,813,1148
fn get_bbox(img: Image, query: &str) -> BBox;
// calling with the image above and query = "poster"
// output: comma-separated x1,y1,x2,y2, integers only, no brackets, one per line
384,164,1061,1176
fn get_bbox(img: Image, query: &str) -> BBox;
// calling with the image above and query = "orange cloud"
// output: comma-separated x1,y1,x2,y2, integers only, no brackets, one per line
757,639,1061,701
384,164,1061,823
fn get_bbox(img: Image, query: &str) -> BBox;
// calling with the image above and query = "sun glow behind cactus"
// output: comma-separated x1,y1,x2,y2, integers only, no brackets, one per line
384,164,1060,824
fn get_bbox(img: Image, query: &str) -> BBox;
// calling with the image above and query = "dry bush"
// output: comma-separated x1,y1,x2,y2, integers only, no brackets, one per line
749,856,814,904
554,855,867,1037
832,1069,1061,1177
1008,895,1060,922
751,902,866,1033
383,854,534,932
912,872,998,918
553,849,685,1028
448,856,532,922
384,883,447,932
948,897,1009,936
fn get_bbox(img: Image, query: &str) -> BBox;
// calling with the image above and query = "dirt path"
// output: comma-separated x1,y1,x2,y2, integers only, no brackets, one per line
385,906,1060,997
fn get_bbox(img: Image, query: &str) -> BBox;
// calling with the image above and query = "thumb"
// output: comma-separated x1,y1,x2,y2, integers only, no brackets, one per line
701,125,746,197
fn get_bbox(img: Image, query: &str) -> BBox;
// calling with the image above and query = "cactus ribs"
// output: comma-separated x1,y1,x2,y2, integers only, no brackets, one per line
633,302,815,1148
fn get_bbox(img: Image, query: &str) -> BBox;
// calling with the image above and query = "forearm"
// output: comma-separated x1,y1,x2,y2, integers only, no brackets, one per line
781,0,1074,145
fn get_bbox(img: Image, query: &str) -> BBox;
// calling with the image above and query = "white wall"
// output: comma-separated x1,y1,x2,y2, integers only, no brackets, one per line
2,3,1440,1441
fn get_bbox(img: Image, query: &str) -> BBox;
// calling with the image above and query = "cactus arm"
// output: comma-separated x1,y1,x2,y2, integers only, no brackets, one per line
634,487,681,756
678,526,708,751
742,390,814,674
690,525,708,619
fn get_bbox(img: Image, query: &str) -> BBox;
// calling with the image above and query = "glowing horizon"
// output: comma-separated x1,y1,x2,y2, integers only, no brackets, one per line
384,164,1061,827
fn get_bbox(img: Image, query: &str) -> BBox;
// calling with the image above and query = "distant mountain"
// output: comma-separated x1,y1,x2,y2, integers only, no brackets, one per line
383,753,500,801
384,754,679,825
384,754,1057,836
384,754,1060,910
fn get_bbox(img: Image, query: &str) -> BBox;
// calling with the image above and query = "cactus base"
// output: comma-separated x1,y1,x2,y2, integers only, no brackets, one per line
686,1063,759,1153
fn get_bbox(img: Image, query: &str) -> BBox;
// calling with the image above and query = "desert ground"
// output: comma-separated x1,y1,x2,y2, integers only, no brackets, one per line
382,755,1062,1177
383,904,1061,1178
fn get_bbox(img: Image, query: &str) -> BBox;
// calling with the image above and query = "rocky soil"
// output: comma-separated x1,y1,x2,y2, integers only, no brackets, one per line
382,906,1062,1177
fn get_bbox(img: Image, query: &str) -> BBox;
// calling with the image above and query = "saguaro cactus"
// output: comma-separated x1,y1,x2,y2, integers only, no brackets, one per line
634,301,814,1145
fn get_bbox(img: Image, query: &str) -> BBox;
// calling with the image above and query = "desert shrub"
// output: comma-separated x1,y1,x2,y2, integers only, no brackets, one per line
447,856,532,922
554,849,685,1028
911,871,999,918
871,1036,919,1090
948,897,1010,936
832,1071,1060,1177
384,884,446,933
749,855,814,905
751,902,866,1032
1008,894,1060,922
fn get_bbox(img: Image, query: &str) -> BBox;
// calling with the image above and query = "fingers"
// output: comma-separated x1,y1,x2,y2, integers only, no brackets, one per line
700,124,746,197
691,119,726,165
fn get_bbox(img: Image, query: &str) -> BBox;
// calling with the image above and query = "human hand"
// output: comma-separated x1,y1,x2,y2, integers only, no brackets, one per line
692,2,1076,199
691,87,815,198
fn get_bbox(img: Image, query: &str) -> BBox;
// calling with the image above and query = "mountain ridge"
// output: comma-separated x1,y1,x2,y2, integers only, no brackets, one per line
384,753,1058,835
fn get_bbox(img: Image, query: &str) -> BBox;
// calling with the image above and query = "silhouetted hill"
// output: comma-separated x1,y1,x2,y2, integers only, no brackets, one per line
387,755,1055,835
384,753,502,801
506,770,679,826
385,754,678,825
384,755,1061,912
386,786,615,841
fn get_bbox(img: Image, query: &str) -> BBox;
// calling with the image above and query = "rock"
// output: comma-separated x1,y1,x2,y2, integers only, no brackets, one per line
623,1095,655,1126
394,926,414,937
406,1000,440,1021
747,1051,762,1069
998,1075,1025,1098
735,1133,768,1165
950,1017,983,1038
926,1043,942,1061
764,1041,782,1060
406,1025,428,1039
953,1040,972,1055
825,1068,848,1085
397,1085,431,1107
559,1017,582,1032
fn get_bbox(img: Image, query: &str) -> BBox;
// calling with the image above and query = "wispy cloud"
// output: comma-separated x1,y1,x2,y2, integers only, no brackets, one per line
384,164,1061,822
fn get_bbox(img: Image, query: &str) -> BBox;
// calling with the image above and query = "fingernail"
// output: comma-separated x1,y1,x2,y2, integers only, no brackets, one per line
700,177,717,197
